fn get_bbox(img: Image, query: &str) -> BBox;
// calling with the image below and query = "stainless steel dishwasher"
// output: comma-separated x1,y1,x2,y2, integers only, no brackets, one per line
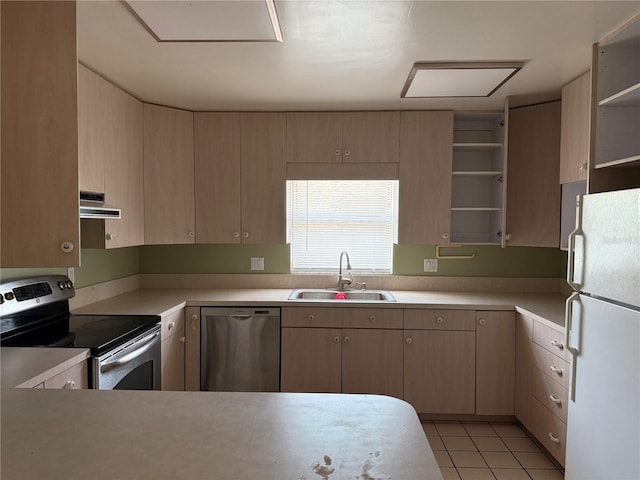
200,307,280,392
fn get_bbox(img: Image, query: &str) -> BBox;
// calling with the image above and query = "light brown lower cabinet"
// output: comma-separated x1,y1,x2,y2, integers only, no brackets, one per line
476,311,516,415
280,327,403,397
161,309,185,391
403,329,476,414
184,307,201,391
43,360,88,390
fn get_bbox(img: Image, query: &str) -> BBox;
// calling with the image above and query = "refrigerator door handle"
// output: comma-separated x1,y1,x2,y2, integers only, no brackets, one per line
566,194,584,291
565,292,581,402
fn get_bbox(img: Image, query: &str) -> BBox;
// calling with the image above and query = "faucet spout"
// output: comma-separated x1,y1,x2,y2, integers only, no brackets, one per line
337,251,353,290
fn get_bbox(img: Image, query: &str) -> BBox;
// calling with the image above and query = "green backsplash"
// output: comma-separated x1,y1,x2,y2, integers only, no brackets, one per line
393,244,567,277
0,243,566,288
139,244,291,274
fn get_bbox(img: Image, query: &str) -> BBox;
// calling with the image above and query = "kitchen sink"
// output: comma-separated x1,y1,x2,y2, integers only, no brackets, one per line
287,289,396,302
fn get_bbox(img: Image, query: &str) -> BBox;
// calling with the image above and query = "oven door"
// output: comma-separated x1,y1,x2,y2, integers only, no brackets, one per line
93,324,161,390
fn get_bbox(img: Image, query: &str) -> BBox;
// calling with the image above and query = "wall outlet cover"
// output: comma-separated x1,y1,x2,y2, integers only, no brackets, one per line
67,267,75,283
250,257,265,271
424,258,438,273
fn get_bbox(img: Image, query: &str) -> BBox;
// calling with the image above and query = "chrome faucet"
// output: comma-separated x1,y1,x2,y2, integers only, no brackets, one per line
337,251,353,290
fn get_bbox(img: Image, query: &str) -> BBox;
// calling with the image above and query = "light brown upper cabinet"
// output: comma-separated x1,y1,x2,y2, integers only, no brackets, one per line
286,111,400,164
79,65,144,249
1,1,80,267
560,72,590,184
194,112,242,243
398,111,453,245
505,101,561,248
143,104,195,245
239,113,287,244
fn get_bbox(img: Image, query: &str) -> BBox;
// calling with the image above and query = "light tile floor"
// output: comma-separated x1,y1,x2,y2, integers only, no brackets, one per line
422,420,564,480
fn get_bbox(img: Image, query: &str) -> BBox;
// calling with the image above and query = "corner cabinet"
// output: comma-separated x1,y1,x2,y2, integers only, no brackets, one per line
184,307,201,391
450,111,507,245
143,104,195,245
399,111,454,244
1,1,80,267
160,309,185,391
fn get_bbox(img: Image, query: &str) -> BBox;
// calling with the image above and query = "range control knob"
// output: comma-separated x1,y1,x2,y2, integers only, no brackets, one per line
0,294,4,304
58,281,66,290
5,291,15,301
65,280,73,289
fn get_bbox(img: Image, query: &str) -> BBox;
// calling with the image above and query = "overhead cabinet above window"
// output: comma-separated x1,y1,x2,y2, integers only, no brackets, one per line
286,111,400,164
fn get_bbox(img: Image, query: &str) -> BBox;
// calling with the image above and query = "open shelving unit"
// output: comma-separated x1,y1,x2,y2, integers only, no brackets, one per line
594,17,640,168
450,112,506,244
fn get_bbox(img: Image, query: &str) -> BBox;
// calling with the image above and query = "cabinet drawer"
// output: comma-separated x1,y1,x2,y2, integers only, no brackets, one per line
282,307,402,329
161,309,185,341
531,397,566,466
532,366,568,423
404,309,475,330
43,361,88,390
533,320,571,362
531,342,570,389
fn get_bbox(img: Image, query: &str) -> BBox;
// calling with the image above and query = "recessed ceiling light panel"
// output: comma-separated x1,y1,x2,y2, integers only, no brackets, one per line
124,0,282,42
401,62,523,98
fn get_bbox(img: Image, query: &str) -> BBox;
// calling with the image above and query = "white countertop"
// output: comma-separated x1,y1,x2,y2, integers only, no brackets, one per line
71,287,568,328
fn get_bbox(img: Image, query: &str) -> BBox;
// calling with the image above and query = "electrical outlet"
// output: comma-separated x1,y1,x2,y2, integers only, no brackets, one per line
250,257,265,271
67,267,75,283
424,259,438,273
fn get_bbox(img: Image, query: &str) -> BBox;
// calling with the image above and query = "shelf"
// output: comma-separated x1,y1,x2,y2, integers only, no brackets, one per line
598,82,640,106
452,171,502,176
595,154,640,168
453,143,503,150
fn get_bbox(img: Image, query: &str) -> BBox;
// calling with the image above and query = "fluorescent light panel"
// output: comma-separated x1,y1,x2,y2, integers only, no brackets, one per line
123,0,282,42
402,62,523,98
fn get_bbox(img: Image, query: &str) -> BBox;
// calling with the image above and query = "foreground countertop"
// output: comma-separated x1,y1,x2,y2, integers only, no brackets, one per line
1,386,440,480
71,288,568,328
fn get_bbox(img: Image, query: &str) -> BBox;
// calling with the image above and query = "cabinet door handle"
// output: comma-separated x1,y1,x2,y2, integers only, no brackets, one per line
333,336,341,343
548,433,561,444
550,339,564,350
233,232,240,238
549,394,562,405
478,318,486,326
167,321,176,331
60,241,74,253
243,232,249,238
308,314,315,321
188,231,195,238
436,316,444,324
405,337,413,344
190,314,198,330
63,380,76,390
550,366,563,376
344,149,351,156
334,149,341,156
343,336,351,344
179,336,186,343
105,233,114,241
369,315,376,323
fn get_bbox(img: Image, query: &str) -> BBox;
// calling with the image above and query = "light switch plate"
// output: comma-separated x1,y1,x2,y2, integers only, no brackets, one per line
424,259,438,273
251,257,265,271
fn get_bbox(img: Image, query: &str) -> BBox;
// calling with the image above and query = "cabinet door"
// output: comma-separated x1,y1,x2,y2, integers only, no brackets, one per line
506,101,561,247
476,311,516,415
161,333,185,391
281,328,341,393
342,329,403,398
560,72,590,184
78,64,106,194
286,112,342,163
1,1,80,267
240,113,286,244
515,313,534,430
404,329,475,414
143,104,195,244
399,111,453,244
184,307,201,391
194,112,242,243
104,80,144,248
342,112,400,163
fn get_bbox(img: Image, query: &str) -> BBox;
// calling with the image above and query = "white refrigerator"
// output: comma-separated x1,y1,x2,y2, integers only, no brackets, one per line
564,188,640,480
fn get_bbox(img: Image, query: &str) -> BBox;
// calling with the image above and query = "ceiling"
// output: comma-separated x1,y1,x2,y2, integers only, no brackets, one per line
76,1,640,112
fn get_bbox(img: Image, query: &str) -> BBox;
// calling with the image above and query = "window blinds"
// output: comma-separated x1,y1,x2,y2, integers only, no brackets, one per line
286,180,399,273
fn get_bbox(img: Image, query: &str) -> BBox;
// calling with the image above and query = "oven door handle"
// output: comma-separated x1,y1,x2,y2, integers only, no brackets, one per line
100,331,160,373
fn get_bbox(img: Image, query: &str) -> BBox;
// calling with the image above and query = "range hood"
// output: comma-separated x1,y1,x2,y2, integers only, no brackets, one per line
79,191,121,219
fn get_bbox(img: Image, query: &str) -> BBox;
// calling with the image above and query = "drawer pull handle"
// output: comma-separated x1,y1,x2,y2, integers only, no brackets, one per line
168,321,176,331
369,315,376,322
550,339,564,350
549,394,562,405
548,433,561,444
550,365,563,376
309,314,315,321
436,316,444,324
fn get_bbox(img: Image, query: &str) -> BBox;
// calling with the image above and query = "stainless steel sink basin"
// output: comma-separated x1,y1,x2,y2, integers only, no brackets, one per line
287,289,396,302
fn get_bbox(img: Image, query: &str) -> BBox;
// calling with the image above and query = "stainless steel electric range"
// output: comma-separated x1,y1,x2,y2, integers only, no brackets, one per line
0,275,161,390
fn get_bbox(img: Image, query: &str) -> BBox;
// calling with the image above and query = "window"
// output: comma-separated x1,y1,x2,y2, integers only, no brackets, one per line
286,180,399,274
